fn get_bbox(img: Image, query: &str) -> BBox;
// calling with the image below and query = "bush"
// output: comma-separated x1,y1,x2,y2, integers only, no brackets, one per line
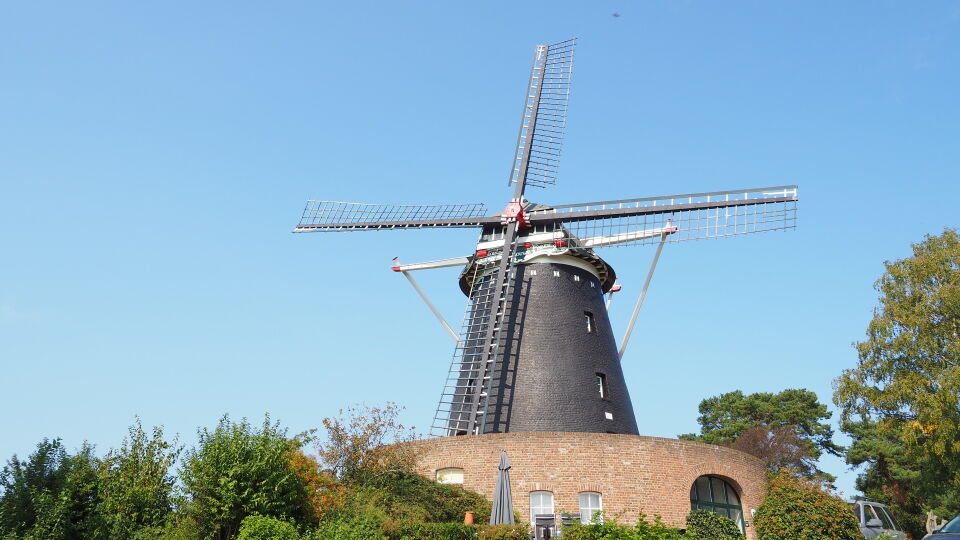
685,509,742,538
237,515,299,540
384,521,476,540
477,524,529,539
753,473,861,540
332,471,490,524
561,512,691,539
307,516,385,540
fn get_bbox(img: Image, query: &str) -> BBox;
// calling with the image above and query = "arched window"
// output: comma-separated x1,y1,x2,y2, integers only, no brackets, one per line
529,491,555,523
690,475,745,533
436,467,464,484
578,492,602,524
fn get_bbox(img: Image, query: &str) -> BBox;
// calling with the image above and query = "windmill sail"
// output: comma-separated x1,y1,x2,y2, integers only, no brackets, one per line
528,186,798,247
295,201,491,232
508,39,576,190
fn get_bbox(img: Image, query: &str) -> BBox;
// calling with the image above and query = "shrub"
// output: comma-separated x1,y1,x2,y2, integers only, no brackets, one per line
339,471,490,524
561,511,691,539
477,524,529,539
753,473,861,540
685,509,742,538
236,515,299,540
307,515,385,540
384,521,475,539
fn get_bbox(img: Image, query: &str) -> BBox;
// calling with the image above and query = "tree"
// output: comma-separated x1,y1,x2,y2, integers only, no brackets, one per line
834,229,960,533
727,426,812,475
0,439,104,539
842,418,926,538
316,403,419,487
98,418,181,538
315,404,490,526
179,415,316,540
679,389,841,480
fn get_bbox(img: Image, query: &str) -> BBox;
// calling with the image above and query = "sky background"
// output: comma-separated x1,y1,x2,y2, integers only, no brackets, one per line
2,1,959,499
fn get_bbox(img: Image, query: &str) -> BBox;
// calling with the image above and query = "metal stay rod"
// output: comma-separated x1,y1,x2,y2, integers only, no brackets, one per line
618,233,668,360
393,258,461,346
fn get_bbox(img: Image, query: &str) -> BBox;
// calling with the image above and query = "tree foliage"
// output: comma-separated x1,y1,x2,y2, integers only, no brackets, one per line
316,403,419,487
752,473,861,540
0,406,528,539
236,515,300,540
834,228,960,533
0,439,103,540
679,389,841,480
179,415,316,539
98,418,182,538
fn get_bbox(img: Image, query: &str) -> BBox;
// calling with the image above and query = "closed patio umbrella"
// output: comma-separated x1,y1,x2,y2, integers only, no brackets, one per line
490,450,515,525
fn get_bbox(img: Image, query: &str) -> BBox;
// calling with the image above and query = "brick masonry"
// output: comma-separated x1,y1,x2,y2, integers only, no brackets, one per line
411,432,767,540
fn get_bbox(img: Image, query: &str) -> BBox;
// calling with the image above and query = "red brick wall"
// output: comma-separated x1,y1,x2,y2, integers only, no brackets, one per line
411,432,767,540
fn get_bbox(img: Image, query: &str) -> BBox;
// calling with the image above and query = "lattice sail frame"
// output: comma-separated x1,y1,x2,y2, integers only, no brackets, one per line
295,201,489,232
509,39,576,189
532,186,798,248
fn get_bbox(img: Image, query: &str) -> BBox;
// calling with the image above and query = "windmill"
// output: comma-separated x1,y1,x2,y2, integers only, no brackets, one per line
295,39,798,438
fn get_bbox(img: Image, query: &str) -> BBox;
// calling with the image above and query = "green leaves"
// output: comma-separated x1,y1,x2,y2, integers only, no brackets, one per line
179,415,316,539
833,228,960,530
99,418,182,538
753,474,861,540
679,389,840,480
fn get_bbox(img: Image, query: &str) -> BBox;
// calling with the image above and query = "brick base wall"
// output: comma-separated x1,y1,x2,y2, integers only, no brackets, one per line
411,432,767,540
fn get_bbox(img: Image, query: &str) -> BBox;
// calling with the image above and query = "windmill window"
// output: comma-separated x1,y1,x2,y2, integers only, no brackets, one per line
604,412,613,420
530,269,537,276
596,373,607,399
690,476,745,534
436,468,464,485
574,275,581,282
585,311,595,333
578,492,602,524
553,270,560,277
530,491,555,524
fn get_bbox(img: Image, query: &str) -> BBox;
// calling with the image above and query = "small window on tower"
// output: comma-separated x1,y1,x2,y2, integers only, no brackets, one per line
596,373,607,399
585,311,595,333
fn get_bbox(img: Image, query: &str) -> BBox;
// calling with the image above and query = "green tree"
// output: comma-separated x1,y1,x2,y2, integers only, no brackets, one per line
0,439,104,539
179,415,315,540
98,419,182,538
834,229,960,532
679,389,841,480
843,419,925,537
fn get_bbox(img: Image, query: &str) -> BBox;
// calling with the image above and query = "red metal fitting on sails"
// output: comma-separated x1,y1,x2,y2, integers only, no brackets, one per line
554,239,567,248
501,200,527,229
476,249,488,257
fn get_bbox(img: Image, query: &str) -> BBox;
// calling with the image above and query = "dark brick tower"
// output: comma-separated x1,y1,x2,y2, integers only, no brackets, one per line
442,226,639,436
471,260,638,434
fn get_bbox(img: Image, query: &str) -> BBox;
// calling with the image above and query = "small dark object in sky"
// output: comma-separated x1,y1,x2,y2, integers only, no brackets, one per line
612,12,620,17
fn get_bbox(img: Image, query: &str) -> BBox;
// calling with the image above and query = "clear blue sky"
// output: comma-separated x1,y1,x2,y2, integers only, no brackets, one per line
2,2,959,498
